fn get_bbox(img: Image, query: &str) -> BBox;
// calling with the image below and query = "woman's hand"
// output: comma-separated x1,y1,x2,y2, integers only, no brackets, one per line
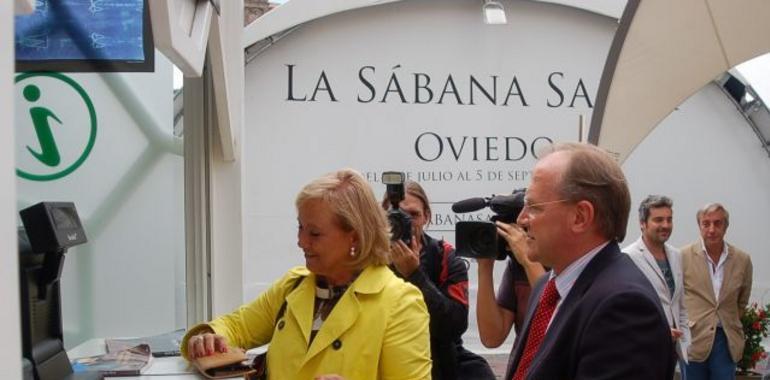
391,238,421,278
186,332,229,359
315,375,346,380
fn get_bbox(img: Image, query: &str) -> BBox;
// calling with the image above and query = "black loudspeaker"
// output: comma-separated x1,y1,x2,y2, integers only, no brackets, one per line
19,202,87,254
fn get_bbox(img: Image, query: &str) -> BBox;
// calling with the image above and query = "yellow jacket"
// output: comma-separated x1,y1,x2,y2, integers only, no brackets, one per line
184,265,432,380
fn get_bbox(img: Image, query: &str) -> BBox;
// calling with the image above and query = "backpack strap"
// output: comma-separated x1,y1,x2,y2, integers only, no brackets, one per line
275,275,305,323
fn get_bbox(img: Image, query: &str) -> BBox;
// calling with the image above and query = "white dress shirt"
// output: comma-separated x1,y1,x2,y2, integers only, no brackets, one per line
547,241,610,329
701,240,728,301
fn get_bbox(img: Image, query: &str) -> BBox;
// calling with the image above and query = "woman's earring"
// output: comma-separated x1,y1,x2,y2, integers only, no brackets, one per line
350,246,356,257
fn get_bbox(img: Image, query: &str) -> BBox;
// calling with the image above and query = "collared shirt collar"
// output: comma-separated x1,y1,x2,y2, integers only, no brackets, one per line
700,239,728,265
641,237,672,259
549,240,611,303
699,239,729,305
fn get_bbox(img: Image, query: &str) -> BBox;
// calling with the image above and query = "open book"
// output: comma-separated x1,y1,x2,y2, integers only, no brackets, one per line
71,343,153,377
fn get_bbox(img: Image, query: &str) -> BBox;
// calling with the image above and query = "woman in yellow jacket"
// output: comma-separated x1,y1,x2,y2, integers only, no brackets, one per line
182,169,432,380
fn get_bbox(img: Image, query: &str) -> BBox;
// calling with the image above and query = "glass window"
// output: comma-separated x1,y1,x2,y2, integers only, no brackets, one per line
14,53,185,348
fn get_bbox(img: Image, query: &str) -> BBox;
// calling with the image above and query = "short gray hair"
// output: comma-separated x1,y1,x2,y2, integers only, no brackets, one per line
696,203,730,227
638,195,673,223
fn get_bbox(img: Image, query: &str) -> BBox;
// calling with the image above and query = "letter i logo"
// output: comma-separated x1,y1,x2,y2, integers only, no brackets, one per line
24,84,62,167
15,72,97,181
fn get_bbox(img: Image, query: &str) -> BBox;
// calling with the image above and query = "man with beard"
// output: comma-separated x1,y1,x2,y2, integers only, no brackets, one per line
624,195,690,378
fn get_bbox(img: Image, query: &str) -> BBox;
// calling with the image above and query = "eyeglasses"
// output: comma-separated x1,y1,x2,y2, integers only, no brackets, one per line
522,199,569,215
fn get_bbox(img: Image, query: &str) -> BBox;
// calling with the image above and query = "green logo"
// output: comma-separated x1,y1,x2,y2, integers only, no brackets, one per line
15,72,97,181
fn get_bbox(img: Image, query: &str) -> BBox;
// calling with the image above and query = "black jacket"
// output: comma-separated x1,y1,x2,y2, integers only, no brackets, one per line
396,234,494,380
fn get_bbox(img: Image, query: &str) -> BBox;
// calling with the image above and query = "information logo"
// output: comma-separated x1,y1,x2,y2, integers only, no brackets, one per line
15,72,97,181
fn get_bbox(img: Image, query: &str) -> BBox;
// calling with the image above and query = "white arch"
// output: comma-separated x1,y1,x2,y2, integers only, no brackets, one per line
589,0,770,162
242,0,626,49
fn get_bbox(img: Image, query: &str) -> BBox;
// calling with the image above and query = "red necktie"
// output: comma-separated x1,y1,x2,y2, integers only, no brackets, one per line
512,278,560,380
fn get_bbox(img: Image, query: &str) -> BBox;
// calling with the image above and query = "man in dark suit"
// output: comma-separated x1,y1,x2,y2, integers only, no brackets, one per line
505,142,675,380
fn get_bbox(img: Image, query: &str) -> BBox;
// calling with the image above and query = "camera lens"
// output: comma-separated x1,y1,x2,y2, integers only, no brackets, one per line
388,211,412,245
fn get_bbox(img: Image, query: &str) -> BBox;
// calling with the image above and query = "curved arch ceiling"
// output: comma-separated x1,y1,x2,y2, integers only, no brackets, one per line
589,0,770,162
242,0,625,48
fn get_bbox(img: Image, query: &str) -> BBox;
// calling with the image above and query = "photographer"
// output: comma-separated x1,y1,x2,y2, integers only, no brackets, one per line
383,180,495,380
476,209,545,349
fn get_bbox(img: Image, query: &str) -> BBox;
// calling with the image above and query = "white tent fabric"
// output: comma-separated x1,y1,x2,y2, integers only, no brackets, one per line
242,0,625,48
589,0,770,162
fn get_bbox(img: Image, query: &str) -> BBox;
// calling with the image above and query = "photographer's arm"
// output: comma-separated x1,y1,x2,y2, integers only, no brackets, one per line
476,259,515,348
496,221,545,286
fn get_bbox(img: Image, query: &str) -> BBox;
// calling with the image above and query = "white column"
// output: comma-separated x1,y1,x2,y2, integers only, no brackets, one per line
208,0,245,315
1,1,22,379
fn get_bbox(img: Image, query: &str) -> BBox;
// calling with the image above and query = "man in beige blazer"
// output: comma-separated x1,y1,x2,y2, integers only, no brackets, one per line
681,203,753,380
624,195,690,376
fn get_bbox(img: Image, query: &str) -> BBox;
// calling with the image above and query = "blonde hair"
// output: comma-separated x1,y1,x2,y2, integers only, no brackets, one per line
296,169,391,269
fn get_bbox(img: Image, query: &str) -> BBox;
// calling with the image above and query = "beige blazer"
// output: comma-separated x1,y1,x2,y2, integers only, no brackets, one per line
680,242,753,363
624,238,690,362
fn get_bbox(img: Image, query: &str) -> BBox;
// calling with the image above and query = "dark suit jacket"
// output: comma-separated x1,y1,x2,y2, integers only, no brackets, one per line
505,242,676,380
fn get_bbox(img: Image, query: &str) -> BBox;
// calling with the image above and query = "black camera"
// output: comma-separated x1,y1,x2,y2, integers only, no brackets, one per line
382,171,412,246
453,189,526,260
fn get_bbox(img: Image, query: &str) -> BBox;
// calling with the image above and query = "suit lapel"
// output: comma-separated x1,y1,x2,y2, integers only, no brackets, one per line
528,243,618,375
692,246,717,304
299,265,386,367
286,274,315,345
638,242,667,288
301,290,361,365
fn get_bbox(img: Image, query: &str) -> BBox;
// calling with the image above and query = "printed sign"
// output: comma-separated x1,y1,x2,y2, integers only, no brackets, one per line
240,0,617,299
15,72,97,181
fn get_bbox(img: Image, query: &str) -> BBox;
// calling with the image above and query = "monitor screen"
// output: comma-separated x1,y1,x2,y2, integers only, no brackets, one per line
15,0,154,73
51,207,81,230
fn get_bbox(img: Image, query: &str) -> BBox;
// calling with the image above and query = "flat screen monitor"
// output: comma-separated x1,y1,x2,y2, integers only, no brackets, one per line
15,0,154,73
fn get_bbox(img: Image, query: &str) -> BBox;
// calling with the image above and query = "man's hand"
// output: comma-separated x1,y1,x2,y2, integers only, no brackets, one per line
671,328,683,341
496,221,531,265
391,239,420,278
496,221,545,286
